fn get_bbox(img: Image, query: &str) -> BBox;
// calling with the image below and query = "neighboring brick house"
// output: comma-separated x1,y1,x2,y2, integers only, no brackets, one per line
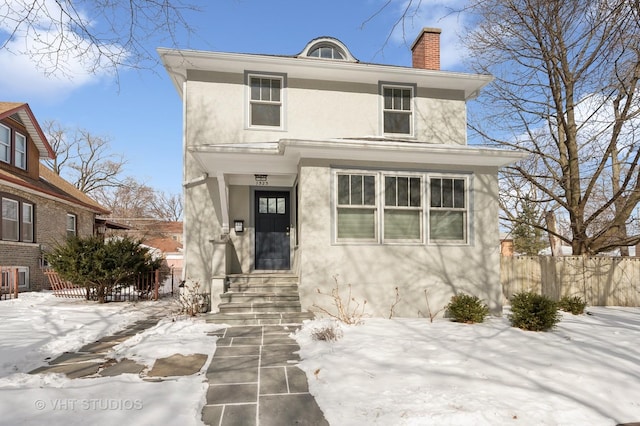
0,102,109,291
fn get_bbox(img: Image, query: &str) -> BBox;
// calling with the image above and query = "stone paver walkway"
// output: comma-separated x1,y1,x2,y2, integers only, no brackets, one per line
202,325,328,426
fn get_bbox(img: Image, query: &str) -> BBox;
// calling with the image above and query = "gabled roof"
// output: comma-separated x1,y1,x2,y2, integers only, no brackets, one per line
143,237,182,254
0,165,110,215
0,102,55,159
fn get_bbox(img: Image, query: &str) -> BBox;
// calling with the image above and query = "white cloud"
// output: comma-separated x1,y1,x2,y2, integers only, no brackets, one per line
387,0,471,70
0,0,125,101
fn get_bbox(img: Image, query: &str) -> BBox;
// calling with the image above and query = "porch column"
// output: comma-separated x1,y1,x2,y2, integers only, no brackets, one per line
209,234,230,313
216,171,230,234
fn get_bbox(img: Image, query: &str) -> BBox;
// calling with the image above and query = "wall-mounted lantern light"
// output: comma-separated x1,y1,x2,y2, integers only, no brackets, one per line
234,220,245,233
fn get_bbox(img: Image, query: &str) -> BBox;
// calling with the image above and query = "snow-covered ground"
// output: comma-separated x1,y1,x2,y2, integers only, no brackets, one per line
0,292,222,426
294,310,640,426
0,292,638,425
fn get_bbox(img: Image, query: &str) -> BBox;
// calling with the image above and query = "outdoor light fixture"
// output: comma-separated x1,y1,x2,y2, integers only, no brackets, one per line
254,174,268,181
234,220,244,233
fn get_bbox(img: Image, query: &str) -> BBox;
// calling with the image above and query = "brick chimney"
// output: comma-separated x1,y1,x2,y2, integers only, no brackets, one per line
411,28,441,70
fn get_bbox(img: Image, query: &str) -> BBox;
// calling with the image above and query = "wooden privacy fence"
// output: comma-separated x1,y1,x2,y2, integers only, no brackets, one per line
501,256,640,306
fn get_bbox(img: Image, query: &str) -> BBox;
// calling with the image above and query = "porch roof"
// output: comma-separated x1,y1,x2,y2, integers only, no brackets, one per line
188,138,528,180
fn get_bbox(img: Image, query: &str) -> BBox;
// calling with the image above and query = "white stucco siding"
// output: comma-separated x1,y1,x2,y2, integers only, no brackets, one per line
183,178,220,285
184,73,468,145
297,164,502,319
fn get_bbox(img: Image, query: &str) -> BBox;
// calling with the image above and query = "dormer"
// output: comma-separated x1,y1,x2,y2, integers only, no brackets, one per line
0,102,55,180
297,37,358,62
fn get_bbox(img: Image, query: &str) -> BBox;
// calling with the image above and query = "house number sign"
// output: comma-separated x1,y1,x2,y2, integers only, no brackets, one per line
255,174,269,186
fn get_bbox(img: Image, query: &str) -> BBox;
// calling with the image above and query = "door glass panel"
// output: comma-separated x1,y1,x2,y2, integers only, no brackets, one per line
277,198,285,214
259,197,268,213
268,198,277,213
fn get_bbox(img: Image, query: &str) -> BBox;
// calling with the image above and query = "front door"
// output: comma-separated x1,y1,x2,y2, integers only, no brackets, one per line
255,191,290,270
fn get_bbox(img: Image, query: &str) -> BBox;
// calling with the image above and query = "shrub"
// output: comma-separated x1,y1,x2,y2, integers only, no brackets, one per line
558,295,587,315
509,292,561,331
445,293,489,323
311,322,343,342
47,236,158,303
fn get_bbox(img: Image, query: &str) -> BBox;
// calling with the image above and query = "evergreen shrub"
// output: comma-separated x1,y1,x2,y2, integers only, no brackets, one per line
509,292,561,331
445,293,490,323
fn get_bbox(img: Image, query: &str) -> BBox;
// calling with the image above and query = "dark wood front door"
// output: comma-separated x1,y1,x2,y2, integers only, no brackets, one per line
255,191,290,270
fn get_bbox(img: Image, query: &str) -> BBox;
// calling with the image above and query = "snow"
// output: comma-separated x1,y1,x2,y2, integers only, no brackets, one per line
0,291,638,425
294,310,640,426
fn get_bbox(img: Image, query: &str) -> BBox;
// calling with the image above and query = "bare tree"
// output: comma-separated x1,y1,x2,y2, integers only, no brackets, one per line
152,191,183,222
45,123,125,194
93,177,157,220
0,0,199,76
465,0,640,255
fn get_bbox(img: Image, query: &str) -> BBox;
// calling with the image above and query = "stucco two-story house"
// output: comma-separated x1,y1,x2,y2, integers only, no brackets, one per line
0,102,110,291
159,29,525,319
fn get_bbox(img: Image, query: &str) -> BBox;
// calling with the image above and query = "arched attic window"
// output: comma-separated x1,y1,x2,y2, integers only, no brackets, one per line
298,37,357,62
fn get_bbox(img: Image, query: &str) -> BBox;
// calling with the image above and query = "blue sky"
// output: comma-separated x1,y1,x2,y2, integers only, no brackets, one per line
0,0,470,195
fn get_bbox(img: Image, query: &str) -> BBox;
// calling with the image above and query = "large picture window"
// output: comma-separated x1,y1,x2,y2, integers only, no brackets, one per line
249,75,283,128
382,85,413,135
384,175,422,241
336,173,377,241
429,177,467,242
334,170,469,245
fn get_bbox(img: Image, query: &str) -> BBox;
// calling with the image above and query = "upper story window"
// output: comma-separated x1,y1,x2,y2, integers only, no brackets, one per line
308,45,345,60
381,84,414,136
66,213,77,238
298,37,358,62
0,122,28,169
15,132,26,169
0,124,10,163
248,74,284,129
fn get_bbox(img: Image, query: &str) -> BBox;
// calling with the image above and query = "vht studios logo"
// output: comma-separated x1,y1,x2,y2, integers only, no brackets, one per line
35,399,143,411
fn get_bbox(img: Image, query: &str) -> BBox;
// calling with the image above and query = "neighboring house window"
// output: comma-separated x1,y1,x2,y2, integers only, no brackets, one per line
382,85,413,136
249,75,283,128
66,213,77,237
1,198,19,241
21,203,33,242
384,175,422,242
15,132,26,169
429,177,468,242
0,124,9,163
336,173,377,241
0,266,29,290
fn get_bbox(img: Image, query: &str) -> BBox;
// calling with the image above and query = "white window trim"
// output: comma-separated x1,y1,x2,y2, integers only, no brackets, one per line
427,175,470,245
333,170,378,244
332,169,471,246
380,83,415,137
382,172,424,244
66,213,77,237
15,132,26,170
246,72,286,131
0,123,10,164
2,198,19,242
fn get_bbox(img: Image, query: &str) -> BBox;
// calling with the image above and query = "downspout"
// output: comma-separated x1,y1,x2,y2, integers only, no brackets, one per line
181,80,188,283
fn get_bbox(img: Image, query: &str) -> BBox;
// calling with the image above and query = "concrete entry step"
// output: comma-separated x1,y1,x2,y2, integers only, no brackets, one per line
205,312,314,326
218,301,302,314
221,292,301,303
228,283,299,293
